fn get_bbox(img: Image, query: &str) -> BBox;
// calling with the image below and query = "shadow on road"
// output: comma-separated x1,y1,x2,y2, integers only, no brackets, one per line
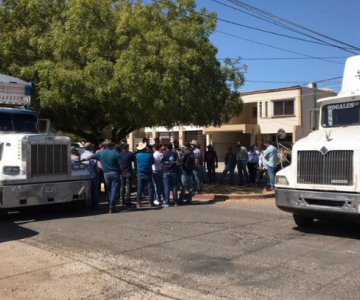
294,220,360,240
0,200,113,225
0,201,117,243
0,220,38,244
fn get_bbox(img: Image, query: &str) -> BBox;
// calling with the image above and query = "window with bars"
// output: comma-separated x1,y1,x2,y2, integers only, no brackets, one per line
273,99,294,116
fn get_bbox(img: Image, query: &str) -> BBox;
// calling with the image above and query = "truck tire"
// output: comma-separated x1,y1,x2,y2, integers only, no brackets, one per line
293,213,313,227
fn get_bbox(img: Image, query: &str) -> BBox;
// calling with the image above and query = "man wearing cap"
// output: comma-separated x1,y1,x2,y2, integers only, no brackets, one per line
80,142,99,209
83,140,121,213
135,142,155,208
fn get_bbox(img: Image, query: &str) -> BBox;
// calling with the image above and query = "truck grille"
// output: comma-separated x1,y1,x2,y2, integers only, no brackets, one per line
297,150,353,186
30,144,68,177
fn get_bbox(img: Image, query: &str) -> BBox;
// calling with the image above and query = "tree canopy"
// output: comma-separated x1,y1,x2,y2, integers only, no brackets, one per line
0,0,245,143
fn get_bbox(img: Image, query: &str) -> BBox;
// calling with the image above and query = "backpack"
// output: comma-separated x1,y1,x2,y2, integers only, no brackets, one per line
184,150,196,171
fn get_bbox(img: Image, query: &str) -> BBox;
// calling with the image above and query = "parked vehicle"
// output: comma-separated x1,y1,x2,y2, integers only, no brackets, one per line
0,74,90,214
275,55,360,226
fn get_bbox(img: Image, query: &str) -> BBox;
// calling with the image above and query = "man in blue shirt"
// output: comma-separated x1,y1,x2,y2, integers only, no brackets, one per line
135,142,155,208
83,140,121,213
264,140,279,191
162,143,179,207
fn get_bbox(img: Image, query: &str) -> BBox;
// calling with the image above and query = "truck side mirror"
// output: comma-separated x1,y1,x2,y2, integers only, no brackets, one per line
38,119,51,134
310,108,320,131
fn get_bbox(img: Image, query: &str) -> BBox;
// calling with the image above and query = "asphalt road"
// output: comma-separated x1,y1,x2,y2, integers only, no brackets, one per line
1,198,360,299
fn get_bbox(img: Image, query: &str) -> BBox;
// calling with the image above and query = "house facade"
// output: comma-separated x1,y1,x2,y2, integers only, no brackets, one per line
127,85,336,161
203,85,335,160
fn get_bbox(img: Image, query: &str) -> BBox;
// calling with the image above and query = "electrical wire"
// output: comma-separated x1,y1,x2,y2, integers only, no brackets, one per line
217,57,347,61
151,0,345,64
224,0,360,53
210,0,353,51
215,30,343,65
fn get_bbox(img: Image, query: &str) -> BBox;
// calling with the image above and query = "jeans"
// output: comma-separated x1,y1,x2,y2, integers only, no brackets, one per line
120,172,132,204
237,160,249,185
193,166,204,192
221,165,235,184
180,171,193,204
152,171,164,203
136,172,154,203
267,165,276,188
163,172,178,205
198,165,205,184
104,171,120,209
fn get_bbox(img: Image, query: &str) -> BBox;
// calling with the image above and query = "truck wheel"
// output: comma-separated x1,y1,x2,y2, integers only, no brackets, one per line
293,213,313,227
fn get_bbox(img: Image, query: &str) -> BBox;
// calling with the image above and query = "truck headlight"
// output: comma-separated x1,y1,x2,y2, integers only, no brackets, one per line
276,175,289,185
3,166,20,174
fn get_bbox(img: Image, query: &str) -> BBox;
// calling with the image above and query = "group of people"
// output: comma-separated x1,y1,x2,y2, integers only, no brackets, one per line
72,138,281,213
220,140,280,190
75,139,211,213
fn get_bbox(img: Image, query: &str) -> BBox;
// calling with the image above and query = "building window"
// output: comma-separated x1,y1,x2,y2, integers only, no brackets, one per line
259,102,263,117
252,106,257,118
273,99,294,116
265,101,268,117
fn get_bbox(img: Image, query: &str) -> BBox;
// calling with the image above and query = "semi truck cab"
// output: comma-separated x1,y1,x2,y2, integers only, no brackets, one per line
275,55,360,226
0,74,90,212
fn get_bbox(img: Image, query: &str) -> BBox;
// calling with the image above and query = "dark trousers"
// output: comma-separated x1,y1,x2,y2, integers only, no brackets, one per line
206,162,216,183
247,162,258,184
120,172,132,204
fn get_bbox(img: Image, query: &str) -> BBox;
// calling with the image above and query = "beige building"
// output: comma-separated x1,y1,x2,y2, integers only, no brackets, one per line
204,85,336,160
127,85,336,161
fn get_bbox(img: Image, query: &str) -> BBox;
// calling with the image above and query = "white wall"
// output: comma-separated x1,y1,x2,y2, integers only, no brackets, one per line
241,88,301,135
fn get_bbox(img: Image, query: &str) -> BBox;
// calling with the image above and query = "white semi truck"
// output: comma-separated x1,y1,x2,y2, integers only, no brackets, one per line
0,74,90,214
275,55,360,226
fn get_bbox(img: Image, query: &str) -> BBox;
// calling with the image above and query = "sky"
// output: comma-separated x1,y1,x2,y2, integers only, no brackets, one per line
193,0,360,93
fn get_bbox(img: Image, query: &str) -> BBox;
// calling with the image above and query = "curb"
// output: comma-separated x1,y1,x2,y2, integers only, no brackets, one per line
192,192,275,202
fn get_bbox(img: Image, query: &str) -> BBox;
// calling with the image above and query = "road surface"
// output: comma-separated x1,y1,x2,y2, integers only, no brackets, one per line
1,198,360,299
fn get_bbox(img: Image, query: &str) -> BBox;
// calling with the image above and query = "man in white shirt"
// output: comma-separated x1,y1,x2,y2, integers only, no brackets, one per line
80,142,99,209
152,144,164,205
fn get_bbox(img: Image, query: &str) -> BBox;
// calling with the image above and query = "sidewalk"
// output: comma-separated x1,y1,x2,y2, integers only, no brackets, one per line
192,183,275,203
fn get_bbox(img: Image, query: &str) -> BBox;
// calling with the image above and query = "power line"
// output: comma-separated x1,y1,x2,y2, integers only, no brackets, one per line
151,0,344,64
154,0,355,53
210,0,353,51
245,78,341,84
224,0,360,54
217,57,347,61
216,30,343,65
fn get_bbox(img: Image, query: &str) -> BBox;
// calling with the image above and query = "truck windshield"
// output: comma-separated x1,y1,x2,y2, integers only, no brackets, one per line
322,100,360,128
0,112,37,133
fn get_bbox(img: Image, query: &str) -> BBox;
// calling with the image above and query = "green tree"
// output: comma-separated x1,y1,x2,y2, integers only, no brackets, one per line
0,0,245,143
